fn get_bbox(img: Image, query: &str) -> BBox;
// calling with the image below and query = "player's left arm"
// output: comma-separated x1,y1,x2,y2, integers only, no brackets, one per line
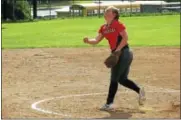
115,30,128,52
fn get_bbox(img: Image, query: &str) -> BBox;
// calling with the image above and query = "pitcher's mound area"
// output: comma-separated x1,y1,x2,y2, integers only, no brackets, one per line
2,47,180,119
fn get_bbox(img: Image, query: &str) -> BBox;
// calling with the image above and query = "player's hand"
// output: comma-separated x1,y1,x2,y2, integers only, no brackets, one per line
83,37,89,44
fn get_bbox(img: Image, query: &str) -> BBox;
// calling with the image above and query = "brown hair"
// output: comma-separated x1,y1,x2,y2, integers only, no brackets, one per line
105,6,120,20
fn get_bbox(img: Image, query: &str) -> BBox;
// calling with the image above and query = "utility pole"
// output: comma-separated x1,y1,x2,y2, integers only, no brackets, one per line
33,0,37,19
73,0,75,18
2,0,7,20
49,0,51,19
12,0,15,20
130,0,133,17
98,0,100,18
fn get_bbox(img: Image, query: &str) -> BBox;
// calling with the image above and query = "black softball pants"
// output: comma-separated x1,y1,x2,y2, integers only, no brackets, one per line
106,47,140,104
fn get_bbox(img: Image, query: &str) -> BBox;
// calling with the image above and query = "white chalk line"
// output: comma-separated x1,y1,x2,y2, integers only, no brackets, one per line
144,85,180,93
31,92,107,117
31,88,180,118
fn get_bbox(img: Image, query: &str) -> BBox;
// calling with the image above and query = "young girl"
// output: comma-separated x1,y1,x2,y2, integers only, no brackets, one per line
83,6,146,111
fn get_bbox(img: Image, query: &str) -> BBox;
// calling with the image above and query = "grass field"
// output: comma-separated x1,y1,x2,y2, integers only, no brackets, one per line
2,15,180,49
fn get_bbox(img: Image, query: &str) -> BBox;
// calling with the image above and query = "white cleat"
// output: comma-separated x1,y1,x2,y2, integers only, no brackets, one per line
139,87,146,106
100,103,114,111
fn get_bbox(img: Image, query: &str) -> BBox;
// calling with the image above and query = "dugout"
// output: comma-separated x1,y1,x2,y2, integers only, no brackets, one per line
140,2,180,13
69,2,141,17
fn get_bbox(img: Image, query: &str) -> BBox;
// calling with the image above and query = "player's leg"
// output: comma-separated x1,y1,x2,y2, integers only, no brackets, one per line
100,47,133,110
119,67,146,105
118,49,146,105
106,81,118,104
100,81,118,111
100,61,119,110
119,65,140,94
101,47,132,110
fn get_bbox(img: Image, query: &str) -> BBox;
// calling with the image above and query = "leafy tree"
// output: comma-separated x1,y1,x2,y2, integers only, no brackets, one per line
2,0,31,20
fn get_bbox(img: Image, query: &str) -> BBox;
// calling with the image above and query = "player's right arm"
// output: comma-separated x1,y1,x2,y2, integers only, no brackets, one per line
83,33,104,45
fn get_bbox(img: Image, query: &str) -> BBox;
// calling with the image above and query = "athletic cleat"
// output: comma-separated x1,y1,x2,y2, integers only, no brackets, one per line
139,87,146,106
100,103,114,111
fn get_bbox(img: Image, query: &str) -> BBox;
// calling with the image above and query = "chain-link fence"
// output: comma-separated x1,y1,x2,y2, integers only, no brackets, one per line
1,0,180,21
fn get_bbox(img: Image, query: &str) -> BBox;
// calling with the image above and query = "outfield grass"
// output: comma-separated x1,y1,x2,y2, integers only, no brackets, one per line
2,15,180,49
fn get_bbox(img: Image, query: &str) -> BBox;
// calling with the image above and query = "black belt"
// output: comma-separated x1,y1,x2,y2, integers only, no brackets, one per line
112,45,129,53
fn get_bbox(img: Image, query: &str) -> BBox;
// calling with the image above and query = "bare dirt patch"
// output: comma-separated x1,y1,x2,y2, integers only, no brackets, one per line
2,47,180,119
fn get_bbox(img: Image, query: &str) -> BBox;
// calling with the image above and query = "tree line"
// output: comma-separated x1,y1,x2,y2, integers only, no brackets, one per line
1,0,73,20
1,0,180,21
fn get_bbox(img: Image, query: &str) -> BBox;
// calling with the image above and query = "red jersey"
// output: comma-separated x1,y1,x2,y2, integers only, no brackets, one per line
98,20,126,50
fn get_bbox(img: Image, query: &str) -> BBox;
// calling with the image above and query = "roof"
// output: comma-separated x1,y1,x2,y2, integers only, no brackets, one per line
56,1,180,13
55,6,69,12
75,1,167,7
69,1,168,10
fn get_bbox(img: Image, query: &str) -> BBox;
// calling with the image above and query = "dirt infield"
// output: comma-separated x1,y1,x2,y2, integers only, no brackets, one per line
2,47,180,119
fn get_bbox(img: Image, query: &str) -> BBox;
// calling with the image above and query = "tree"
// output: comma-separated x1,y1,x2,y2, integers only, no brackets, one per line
2,0,31,20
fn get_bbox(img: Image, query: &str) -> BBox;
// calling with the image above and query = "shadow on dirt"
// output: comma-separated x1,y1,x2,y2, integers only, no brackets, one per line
102,111,132,119
100,107,145,119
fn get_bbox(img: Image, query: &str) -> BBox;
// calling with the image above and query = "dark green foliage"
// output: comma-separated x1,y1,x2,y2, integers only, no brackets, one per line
16,1,31,19
2,0,31,21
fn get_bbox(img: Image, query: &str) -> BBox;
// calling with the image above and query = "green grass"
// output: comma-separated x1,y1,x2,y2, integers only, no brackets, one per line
2,15,180,49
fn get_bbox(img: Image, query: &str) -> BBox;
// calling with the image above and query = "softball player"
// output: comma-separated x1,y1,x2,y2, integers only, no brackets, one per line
83,6,146,111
